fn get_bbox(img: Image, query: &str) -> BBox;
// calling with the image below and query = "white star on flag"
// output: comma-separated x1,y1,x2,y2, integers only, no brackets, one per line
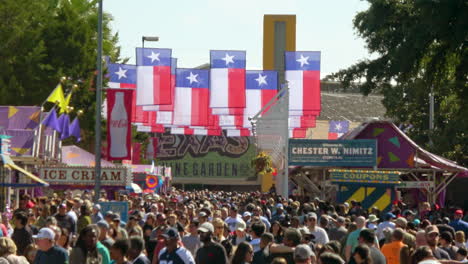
255,74,268,86
296,54,310,67
115,67,127,79
147,51,160,63
186,72,199,84
335,123,342,131
222,53,235,65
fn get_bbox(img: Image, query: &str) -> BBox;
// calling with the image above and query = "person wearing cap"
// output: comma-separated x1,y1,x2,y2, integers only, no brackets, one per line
304,213,329,246
366,214,379,230
242,211,252,225
91,204,103,224
54,204,76,235
328,216,348,241
252,207,271,231
231,220,251,246
33,227,69,264
450,210,468,236
272,204,286,223
195,222,228,264
97,220,114,250
158,228,195,264
376,212,396,241
112,215,129,240
425,225,450,260
293,244,315,264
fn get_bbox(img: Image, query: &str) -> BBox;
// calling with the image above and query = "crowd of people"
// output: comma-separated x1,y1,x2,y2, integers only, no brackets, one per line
0,189,467,264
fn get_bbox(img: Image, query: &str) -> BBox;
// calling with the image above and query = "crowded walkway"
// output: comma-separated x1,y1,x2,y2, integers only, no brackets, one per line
0,190,467,264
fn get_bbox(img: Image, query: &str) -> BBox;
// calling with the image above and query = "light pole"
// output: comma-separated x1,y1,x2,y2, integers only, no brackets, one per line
94,0,103,202
142,36,159,48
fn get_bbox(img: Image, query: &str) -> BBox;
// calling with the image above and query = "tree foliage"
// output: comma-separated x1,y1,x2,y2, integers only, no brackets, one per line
0,0,122,147
332,0,468,166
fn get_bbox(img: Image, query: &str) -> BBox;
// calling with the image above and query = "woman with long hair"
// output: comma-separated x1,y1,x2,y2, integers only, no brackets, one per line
352,245,372,264
69,225,102,264
231,241,253,264
57,227,72,254
270,221,284,243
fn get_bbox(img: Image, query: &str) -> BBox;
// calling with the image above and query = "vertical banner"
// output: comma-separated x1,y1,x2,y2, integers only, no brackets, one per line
107,89,133,160
132,142,141,164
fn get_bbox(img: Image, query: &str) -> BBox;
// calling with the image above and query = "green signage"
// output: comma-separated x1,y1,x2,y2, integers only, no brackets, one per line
288,139,377,167
329,169,401,184
156,132,255,178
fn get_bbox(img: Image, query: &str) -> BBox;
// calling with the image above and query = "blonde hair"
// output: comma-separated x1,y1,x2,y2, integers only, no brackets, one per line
455,231,465,243
0,237,17,256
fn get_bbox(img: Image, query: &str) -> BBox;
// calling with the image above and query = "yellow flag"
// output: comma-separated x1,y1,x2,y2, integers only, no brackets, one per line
60,92,73,113
46,84,66,108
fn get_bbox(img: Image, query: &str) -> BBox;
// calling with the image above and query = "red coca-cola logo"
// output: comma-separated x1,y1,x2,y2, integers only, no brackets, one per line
110,119,128,128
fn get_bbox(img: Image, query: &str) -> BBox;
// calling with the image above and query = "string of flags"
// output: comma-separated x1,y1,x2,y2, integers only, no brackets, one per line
107,48,322,138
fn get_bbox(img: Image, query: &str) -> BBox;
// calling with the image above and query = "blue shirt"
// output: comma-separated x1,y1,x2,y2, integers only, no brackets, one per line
449,219,468,235
33,246,69,264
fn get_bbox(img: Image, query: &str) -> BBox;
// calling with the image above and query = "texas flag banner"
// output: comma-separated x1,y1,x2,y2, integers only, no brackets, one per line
289,116,317,128
173,69,210,126
289,128,308,138
141,58,178,112
210,50,246,113
219,70,278,128
136,125,165,133
107,89,133,160
136,48,172,106
328,120,350,139
108,63,137,89
285,51,321,114
170,127,222,136
225,128,252,137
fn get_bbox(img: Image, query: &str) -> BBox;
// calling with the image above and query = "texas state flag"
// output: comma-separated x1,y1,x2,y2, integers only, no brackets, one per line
289,128,307,138
173,69,210,126
226,128,252,137
107,63,145,124
328,120,350,139
210,50,246,114
289,116,317,128
285,51,321,115
170,127,221,136
136,48,172,106
219,70,278,128
108,63,137,88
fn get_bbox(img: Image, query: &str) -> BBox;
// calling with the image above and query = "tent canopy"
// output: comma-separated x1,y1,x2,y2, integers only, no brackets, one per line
341,121,468,175
62,145,114,167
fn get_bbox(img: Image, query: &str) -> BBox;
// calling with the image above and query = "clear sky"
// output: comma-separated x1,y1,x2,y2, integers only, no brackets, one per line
104,0,371,77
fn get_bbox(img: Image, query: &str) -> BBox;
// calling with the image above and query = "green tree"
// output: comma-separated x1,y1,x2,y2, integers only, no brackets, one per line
332,0,468,165
0,0,122,148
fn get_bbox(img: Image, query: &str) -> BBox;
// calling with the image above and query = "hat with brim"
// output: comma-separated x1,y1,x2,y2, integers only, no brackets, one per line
198,222,214,233
367,214,379,223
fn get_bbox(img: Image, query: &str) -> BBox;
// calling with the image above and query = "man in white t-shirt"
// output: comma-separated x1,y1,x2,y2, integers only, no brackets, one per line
224,206,242,232
305,213,329,245
377,212,396,241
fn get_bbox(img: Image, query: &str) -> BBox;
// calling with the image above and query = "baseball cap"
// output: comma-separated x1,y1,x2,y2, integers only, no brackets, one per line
307,212,317,219
276,203,284,209
198,222,214,233
33,228,55,240
93,204,101,210
97,220,109,229
395,217,408,228
425,225,439,235
243,212,252,217
294,244,314,261
198,211,207,218
385,212,396,220
455,209,463,215
162,228,180,239
235,221,247,232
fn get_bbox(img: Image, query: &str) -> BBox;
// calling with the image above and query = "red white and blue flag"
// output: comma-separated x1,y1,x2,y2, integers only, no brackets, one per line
210,50,246,114
328,120,350,139
285,51,321,115
136,48,172,106
173,69,210,126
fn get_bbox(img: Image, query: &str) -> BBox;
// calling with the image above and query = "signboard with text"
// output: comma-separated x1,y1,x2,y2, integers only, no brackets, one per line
38,166,130,186
397,181,434,189
156,131,255,178
329,169,401,184
288,139,377,167
98,202,129,222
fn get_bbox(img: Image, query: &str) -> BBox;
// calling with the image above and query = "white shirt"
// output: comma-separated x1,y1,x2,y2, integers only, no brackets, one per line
308,226,329,245
250,238,261,253
225,216,242,232
376,221,395,240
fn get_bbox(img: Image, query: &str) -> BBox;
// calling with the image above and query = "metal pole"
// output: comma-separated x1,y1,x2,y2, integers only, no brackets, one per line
282,85,289,198
94,0,103,202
